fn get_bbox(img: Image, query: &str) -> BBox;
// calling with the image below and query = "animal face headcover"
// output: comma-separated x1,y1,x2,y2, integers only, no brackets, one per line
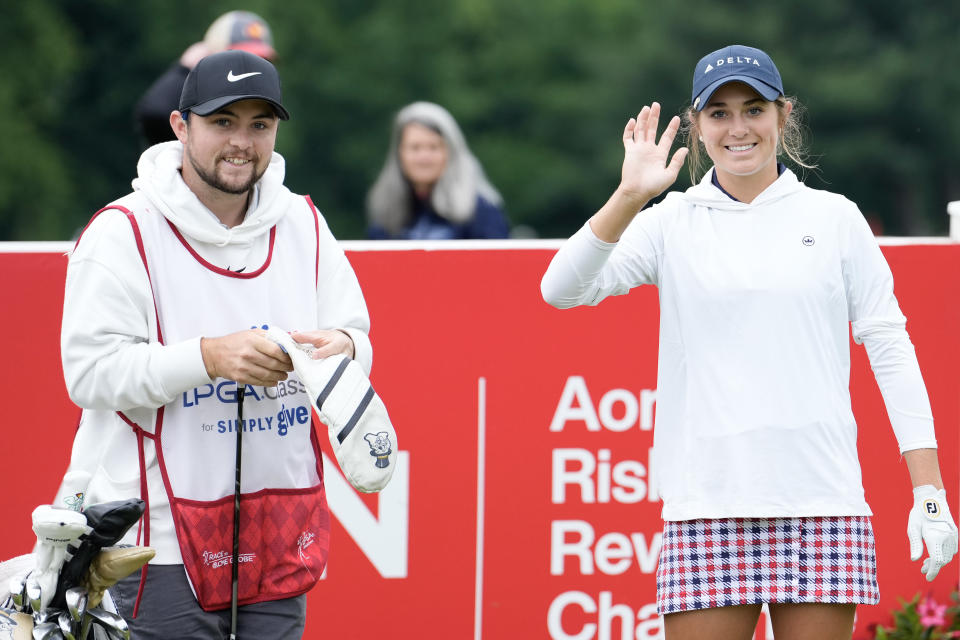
266,328,398,492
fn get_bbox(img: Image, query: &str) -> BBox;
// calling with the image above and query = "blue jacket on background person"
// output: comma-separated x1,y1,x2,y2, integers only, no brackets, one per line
368,193,508,240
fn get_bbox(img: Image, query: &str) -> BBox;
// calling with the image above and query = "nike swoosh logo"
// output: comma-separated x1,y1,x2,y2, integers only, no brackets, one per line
227,71,262,82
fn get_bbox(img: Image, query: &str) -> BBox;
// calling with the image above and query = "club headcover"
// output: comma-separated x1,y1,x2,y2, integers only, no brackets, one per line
266,327,397,493
31,506,90,611
52,499,146,610
85,546,155,608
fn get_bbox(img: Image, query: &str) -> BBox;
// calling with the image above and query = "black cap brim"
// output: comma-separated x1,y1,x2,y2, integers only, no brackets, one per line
189,94,290,120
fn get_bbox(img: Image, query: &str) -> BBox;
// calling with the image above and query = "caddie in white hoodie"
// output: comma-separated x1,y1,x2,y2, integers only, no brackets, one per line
57,50,370,639
542,45,958,639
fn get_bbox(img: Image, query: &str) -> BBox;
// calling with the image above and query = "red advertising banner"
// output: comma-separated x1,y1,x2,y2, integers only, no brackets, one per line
0,240,957,639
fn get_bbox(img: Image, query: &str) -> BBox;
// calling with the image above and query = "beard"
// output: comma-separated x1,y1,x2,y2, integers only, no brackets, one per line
186,147,266,195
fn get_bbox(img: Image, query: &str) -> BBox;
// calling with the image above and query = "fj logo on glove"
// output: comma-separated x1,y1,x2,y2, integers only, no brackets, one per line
925,500,942,517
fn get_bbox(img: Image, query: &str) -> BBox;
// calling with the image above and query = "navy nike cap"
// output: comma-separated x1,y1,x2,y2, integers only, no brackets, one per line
179,50,290,120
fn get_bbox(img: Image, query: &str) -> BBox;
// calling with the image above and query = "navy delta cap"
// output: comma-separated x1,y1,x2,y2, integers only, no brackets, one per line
179,50,290,120
691,45,783,111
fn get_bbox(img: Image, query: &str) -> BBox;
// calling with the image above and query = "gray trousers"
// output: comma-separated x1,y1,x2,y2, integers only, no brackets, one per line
110,565,306,640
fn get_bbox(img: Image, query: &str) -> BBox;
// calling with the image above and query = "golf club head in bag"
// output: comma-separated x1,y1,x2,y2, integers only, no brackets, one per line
56,611,75,640
25,574,41,614
265,327,398,492
64,587,87,624
30,620,61,639
84,607,129,640
16,584,127,640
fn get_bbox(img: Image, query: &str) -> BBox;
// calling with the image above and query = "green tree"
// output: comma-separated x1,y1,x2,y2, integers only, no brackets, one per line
1,0,957,240
0,2,79,239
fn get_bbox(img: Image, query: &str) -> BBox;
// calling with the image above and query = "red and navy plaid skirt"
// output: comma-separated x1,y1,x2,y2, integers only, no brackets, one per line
656,516,879,615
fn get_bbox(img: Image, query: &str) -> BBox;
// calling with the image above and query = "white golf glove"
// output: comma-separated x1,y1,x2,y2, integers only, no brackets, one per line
907,485,959,581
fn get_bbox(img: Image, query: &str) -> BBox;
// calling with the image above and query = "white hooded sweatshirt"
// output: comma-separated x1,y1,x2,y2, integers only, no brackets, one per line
541,168,936,521
58,142,372,562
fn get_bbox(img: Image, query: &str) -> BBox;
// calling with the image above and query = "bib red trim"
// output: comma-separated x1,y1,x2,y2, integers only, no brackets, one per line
116,409,159,619
166,219,277,279
304,196,321,289
78,206,164,344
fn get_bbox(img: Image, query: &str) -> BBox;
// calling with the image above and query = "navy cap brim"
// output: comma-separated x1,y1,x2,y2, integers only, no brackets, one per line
693,75,781,111
189,94,290,120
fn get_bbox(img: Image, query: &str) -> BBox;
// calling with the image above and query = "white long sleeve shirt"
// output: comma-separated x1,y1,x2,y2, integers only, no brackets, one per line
542,169,936,521
57,142,373,562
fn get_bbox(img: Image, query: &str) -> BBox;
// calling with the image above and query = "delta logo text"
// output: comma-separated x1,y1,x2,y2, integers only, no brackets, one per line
703,56,763,74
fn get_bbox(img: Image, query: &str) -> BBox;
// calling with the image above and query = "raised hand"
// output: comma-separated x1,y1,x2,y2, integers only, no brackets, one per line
619,102,688,205
588,102,689,242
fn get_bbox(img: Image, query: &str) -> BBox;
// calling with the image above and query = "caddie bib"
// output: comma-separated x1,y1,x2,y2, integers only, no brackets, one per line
114,195,330,611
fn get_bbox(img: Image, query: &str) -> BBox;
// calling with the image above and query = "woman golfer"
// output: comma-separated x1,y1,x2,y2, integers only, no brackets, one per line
541,44,958,640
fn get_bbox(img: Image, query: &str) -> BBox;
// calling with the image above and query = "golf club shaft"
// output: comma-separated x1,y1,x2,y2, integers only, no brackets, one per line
230,385,245,640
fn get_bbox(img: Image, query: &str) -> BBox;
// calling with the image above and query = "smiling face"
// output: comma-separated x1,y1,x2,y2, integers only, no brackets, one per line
697,82,791,198
398,122,448,196
174,99,278,199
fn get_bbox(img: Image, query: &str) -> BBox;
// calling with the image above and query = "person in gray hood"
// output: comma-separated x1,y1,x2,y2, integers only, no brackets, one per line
541,44,956,640
58,50,371,639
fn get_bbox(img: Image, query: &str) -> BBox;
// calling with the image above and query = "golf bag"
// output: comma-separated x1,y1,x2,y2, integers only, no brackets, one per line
0,499,153,640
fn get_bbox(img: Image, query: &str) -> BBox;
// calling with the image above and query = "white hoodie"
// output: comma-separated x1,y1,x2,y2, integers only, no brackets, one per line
57,142,372,562
542,169,936,521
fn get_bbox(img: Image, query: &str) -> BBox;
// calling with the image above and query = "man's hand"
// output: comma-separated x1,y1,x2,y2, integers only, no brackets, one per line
200,329,293,386
908,485,959,581
291,329,355,360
